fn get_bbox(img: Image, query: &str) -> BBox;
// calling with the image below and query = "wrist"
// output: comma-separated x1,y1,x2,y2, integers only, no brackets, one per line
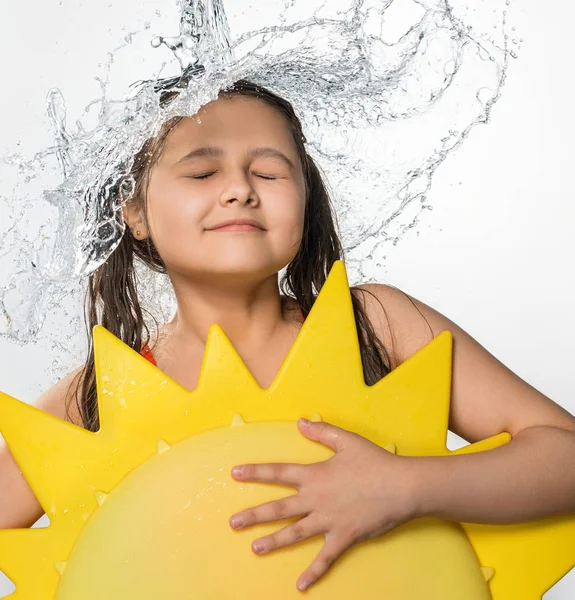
400,455,440,520
395,455,433,522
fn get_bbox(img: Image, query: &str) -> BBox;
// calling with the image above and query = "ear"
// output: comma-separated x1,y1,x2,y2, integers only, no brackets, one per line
122,200,149,241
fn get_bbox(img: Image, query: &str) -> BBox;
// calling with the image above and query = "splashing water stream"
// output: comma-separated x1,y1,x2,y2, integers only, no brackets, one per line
0,0,515,381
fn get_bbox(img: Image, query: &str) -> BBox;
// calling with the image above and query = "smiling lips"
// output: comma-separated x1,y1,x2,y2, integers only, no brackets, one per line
207,218,265,232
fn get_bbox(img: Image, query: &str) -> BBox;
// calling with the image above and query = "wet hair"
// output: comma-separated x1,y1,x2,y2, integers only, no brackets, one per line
71,79,393,431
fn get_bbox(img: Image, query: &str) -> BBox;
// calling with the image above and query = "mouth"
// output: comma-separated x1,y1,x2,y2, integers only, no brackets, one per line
209,224,264,232
207,218,266,232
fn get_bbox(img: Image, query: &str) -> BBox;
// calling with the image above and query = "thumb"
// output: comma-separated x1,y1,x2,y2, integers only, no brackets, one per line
297,418,349,453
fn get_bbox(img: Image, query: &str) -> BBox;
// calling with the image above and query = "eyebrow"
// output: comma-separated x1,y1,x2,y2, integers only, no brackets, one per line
175,146,295,169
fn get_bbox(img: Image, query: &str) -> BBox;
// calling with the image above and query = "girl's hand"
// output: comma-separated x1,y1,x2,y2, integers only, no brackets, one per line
229,418,419,592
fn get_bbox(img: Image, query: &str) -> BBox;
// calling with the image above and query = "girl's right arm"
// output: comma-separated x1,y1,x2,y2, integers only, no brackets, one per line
0,368,84,529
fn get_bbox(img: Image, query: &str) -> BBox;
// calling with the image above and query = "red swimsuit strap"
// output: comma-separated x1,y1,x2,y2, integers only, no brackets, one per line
140,304,306,366
140,343,157,366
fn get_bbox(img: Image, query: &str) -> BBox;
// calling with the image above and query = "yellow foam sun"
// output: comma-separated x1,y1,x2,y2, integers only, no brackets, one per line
0,261,573,599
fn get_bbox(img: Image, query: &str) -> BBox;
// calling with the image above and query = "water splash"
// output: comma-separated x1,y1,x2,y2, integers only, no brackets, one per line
151,0,234,71
0,0,517,380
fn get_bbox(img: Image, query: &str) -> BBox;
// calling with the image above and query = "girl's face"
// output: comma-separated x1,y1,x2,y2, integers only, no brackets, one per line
143,96,307,282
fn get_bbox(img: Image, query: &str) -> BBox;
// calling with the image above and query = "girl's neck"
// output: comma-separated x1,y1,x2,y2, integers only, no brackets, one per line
167,275,289,351
150,294,303,391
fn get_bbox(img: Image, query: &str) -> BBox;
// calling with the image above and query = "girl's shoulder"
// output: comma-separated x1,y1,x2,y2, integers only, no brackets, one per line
351,283,436,370
33,366,86,427
356,283,575,442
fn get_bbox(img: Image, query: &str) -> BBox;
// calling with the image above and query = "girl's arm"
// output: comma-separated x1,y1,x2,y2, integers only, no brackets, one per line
227,282,574,592
413,425,575,523
361,283,575,523
0,368,84,529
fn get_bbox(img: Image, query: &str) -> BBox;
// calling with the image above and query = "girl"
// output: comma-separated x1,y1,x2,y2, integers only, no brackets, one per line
1,80,575,593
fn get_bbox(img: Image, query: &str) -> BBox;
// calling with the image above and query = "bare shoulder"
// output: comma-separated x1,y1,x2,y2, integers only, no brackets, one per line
352,282,435,370
33,365,86,427
353,282,575,442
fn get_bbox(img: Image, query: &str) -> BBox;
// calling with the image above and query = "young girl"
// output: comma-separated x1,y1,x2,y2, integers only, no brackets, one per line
1,80,574,593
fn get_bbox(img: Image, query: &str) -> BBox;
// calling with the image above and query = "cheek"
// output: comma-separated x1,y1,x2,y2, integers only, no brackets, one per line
146,180,208,249
270,190,306,247
284,187,306,232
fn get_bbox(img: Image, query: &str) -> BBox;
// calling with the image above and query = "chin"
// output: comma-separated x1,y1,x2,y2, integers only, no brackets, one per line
201,258,283,280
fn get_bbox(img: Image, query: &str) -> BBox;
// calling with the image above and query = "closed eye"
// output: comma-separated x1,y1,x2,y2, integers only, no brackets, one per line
189,172,279,181
191,172,215,180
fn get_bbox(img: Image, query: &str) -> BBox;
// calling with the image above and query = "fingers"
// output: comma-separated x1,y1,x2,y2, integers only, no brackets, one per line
250,514,324,556
296,538,348,592
230,493,305,529
232,461,305,486
297,418,350,453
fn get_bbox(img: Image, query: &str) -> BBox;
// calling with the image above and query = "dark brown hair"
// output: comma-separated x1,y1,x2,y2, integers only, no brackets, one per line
71,79,393,431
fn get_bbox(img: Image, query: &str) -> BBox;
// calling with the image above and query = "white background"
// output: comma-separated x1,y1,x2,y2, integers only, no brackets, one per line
0,0,573,597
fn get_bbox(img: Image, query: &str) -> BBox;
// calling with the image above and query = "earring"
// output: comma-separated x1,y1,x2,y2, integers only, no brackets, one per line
136,230,141,238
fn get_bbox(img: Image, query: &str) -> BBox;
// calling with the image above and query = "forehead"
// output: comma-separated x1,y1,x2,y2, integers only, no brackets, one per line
161,96,296,160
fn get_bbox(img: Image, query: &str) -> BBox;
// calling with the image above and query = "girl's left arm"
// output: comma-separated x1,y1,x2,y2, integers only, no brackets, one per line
413,424,575,523
230,284,575,592
362,283,575,524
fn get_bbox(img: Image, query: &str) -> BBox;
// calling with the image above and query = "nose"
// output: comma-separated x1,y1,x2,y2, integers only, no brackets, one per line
219,168,260,207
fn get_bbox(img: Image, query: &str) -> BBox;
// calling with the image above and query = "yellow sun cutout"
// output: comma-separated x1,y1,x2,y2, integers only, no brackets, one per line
0,261,574,599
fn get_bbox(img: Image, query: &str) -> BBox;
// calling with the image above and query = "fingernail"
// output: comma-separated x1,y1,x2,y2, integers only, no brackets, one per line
252,541,265,554
232,466,243,478
297,580,309,591
299,418,310,427
230,516,243,528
